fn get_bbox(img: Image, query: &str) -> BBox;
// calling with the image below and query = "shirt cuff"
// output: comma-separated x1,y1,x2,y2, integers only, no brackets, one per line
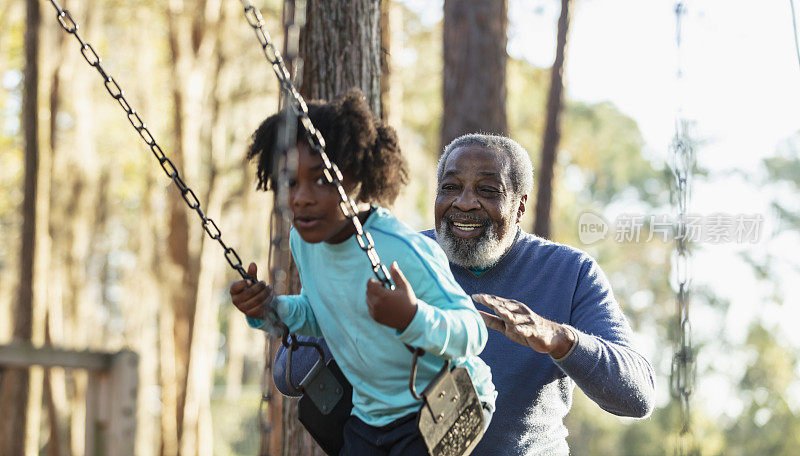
246,316,266,329
550,324,579,362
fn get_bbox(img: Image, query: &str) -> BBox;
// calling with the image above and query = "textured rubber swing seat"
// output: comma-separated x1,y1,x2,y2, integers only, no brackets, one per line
298,359,353,455
417,365,485,456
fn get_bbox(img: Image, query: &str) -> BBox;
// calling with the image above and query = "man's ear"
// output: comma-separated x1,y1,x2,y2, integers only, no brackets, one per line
516,195,527,223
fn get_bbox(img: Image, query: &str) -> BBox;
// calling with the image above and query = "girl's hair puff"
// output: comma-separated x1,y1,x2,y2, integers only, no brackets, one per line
247,89,408,207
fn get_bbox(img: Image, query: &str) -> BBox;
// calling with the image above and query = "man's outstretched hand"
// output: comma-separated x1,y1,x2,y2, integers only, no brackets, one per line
230,262,273,319
472,293,576,359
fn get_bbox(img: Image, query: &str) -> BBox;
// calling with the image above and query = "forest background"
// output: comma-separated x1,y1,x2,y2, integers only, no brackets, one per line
1,0,799,455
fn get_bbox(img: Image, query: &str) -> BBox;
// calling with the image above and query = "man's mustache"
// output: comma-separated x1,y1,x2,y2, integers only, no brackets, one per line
444,213,491,226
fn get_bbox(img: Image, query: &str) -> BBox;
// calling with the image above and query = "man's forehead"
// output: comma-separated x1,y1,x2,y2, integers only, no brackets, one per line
442,146,510,177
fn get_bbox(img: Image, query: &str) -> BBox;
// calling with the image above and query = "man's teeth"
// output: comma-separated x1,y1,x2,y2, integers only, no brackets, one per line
452,222,483,231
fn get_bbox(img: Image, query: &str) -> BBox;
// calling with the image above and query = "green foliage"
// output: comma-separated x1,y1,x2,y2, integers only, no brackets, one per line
562,100,664,207
720,322,800,456
763,133,800,232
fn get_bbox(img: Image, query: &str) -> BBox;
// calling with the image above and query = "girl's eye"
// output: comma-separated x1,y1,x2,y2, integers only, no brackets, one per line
315,177,329,186
287,178,297,188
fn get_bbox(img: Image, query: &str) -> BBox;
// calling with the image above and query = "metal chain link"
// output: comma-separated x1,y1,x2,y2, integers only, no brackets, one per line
257,0,307,453
669,2,697,455
237,0,395,291
44,0,253,285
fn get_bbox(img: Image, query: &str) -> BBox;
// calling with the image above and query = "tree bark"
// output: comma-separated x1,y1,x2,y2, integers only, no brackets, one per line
0,0,40,454
299,0,383,115
533,0,571,239
441,0,508,150
274,1,384,454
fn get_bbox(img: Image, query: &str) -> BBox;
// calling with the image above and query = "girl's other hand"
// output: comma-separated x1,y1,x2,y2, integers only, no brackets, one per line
365,262,418,331
230,262,273,319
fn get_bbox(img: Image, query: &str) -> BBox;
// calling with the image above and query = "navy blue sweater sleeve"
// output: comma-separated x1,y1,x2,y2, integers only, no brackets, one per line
553,255,656,418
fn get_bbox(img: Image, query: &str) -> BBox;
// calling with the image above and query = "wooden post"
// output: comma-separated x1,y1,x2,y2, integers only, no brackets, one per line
0,344,139,456
107,351,139,456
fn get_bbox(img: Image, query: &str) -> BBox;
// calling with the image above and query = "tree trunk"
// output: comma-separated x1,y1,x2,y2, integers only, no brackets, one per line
441,0,508,150
300,0,383,115
533,0,571,239
274,1,384,454
0,0,40,454
164,1,225,454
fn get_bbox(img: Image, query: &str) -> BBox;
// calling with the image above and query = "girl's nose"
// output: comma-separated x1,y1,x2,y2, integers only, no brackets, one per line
290,182,314,208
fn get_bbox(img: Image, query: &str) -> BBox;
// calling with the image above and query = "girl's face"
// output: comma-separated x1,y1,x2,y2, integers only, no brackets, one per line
289,142,358,244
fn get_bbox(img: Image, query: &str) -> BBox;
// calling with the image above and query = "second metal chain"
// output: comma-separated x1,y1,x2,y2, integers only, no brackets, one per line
669,2,697,455
237,0,394,290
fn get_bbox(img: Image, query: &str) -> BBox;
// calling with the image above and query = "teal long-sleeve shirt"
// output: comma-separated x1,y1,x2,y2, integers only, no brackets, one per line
248,207,496,426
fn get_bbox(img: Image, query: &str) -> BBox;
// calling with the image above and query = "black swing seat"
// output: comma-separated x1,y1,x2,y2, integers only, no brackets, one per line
298,358,354,455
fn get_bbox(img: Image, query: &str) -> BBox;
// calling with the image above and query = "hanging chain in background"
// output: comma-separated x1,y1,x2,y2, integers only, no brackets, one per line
257,0,307,454
790,0,800,71
44,0,253,283
669,2,697,455
238,0,394,290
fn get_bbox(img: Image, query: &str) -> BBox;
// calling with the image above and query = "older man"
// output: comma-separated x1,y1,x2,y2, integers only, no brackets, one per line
235,133,655,455
425,134,655,455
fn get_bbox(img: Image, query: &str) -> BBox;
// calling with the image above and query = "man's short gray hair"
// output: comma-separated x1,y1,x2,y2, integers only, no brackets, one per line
437,133,534,197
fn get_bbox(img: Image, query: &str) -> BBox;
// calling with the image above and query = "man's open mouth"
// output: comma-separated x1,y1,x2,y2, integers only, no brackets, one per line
451,221,483,232
446,216,490,238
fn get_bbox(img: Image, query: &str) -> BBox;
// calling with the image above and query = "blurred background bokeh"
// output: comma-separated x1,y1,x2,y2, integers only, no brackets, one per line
1,0,799,455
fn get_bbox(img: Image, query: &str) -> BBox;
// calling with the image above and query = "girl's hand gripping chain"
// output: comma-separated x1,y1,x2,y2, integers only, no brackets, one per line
365,262,418,331
230,262,274,319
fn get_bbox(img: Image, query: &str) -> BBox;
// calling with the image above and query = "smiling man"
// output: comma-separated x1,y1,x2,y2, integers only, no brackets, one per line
254,133,656,456
421,133,655,455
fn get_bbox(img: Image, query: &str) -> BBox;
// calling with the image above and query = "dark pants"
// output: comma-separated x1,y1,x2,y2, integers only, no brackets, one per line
340,404,494,456
340,413,429,456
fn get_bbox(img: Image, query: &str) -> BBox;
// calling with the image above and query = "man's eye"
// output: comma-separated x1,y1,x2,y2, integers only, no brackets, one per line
479,187,500,194
441,184,458,191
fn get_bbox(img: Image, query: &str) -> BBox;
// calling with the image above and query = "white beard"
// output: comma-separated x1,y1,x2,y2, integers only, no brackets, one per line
436,219,517,269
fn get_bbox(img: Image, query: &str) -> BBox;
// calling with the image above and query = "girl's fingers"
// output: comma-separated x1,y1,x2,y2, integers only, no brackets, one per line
240,286,271,314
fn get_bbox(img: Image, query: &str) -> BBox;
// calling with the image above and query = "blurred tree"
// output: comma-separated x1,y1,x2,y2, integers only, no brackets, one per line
724,322,800,456
0,0,41,454
441,0,508,150
534,0,571,239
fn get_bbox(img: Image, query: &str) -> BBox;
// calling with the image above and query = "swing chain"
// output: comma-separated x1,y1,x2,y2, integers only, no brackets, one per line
258,0,307,450
669,3,697,455
45,0,253,284
237,0,394,290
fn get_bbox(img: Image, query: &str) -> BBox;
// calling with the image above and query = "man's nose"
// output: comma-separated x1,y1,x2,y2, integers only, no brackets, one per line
452,189,480,211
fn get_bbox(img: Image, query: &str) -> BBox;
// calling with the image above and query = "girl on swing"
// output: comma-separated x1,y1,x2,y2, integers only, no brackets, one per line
229,89,495,455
